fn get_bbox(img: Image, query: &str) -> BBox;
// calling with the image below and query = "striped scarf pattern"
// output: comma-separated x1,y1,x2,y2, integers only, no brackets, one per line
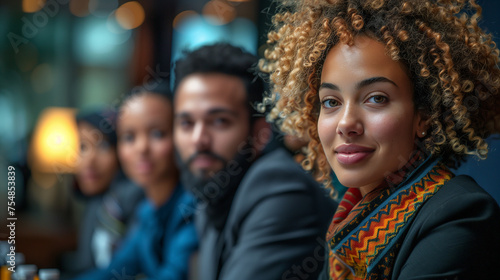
327,160,454,279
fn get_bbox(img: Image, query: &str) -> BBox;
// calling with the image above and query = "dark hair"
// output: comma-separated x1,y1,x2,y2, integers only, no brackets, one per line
120,79,174,107
76,108,118,146
174,43,266,121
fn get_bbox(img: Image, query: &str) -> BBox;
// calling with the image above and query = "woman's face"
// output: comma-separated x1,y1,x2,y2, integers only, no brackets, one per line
318,36,426,196
117,93,177,188
76,122,119,196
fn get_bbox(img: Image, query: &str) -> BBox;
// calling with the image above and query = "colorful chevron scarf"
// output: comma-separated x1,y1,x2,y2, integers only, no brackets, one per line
327,158,454,279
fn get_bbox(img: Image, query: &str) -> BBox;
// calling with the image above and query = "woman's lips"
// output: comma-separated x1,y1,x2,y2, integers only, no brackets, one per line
81,172,99,182
335,144,375,165
80,168,100,181
136,161,153,174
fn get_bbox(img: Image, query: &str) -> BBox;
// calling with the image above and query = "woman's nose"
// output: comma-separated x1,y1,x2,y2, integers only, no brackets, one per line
336,103,363,137
135,135,149,153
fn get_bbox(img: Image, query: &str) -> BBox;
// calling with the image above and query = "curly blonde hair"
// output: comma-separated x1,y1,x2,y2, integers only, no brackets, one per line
260,0,500,191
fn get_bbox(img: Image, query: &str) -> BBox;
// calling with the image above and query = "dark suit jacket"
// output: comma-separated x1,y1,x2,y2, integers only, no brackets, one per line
196,148,338,280
319,175,500,279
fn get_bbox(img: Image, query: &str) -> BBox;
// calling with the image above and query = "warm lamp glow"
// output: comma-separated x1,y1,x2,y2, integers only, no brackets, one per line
30,108,79,173
115,1,145,30
23,0,47,13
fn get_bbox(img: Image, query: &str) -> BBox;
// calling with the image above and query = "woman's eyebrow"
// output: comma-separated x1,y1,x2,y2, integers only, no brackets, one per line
319,82,340,91
319,77,398,92
356,76,398,89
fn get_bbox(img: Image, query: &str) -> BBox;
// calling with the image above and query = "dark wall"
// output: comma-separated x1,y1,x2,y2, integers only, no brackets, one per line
453,1,500,204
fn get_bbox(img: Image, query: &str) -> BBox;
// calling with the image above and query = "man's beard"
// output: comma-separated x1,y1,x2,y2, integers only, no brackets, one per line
174,144,255,207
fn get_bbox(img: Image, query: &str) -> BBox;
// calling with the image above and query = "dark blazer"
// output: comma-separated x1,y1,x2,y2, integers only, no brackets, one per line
319,175,500,279
196,148,338,280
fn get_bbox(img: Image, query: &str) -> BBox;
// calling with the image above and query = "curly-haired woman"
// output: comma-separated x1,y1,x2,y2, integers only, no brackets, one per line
261,0,500,279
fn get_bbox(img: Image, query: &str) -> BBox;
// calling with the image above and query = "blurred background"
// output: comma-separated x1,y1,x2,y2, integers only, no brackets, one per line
0,0,499,271
0,0,276,270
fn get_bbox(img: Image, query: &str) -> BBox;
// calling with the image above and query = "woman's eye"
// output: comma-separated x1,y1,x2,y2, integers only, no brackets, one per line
120,133,134,143
151,130,164,139
322,99,340,108
80,143,88,152
367,95,388,104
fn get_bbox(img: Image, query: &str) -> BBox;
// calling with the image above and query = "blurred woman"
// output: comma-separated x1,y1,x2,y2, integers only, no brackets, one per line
76,85,198,280
261,0,500,279
67,109,143,276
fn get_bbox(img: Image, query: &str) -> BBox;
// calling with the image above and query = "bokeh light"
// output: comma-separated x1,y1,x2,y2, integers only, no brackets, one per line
172,16,257,64
173,10,199,31
107,11,128,34
115,1,145,30
172,16,225,63
228,18,258,54
70,0,91,17
73,18,132,66
202,0,236,25
171,14,258,88
22,0,47,13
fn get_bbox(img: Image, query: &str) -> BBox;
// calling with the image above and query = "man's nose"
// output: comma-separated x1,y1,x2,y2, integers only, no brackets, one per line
192,122,211,151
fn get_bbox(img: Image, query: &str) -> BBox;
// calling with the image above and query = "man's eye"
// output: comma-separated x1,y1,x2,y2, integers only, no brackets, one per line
179,119,193,128
213,118,229,126
321,99,340,108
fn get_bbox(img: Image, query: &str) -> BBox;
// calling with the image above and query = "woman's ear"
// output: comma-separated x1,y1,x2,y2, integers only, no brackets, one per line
416,111,430,138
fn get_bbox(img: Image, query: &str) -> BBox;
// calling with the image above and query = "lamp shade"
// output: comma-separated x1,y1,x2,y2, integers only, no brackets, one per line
29,107,79,173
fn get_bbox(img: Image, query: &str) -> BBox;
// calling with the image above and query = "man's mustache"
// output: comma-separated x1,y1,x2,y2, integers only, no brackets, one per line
186,151,226,166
